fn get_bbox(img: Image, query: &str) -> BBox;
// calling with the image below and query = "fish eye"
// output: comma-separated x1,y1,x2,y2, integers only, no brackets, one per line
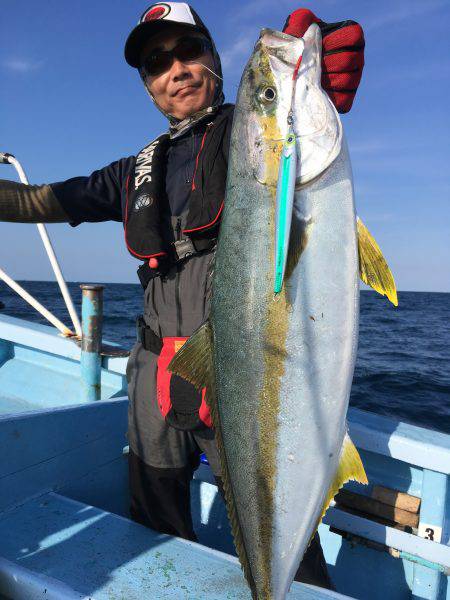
259,86,277,103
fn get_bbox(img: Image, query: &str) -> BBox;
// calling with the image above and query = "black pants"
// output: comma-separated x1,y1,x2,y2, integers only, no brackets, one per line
129,449,334,590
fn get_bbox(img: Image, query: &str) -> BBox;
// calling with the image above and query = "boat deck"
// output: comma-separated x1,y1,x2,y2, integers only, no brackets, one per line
0,491,350,600
0,394,41,415
0,314,449,599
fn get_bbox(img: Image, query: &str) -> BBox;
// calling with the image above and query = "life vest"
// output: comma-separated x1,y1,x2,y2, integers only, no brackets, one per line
124,103,234,284
130,104,234,431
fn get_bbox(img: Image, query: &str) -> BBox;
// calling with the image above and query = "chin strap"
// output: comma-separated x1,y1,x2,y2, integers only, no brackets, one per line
168,101,222,138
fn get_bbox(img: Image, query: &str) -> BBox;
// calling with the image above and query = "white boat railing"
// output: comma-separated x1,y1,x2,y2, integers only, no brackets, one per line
0,152,81,338
0,270,72,336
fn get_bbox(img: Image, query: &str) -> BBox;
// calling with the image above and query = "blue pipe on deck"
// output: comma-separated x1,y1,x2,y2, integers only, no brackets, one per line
400,551,449,575
80,284,103,402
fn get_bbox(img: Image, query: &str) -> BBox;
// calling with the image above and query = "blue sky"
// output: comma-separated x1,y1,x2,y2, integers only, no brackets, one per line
1,1,449,291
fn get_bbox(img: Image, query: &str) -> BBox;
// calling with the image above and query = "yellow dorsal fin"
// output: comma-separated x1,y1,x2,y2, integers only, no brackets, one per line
319,432,368,526
168,321,257,596
357,217,398,306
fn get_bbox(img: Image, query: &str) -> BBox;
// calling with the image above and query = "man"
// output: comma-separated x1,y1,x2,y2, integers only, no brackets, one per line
0,3,364,589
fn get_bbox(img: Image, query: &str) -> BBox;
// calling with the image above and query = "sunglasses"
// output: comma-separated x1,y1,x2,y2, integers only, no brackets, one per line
141,36,213,77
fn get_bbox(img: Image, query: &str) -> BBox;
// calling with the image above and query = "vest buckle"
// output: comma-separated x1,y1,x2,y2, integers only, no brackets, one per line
174,238,196,261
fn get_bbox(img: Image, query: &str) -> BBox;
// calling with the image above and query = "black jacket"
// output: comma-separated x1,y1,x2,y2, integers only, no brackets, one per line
50,105,234,254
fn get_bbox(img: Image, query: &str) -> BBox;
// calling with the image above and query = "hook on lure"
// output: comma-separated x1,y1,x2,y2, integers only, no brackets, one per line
273,52,303,294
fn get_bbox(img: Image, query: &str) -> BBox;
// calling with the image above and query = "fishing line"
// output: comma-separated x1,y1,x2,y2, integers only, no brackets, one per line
287,54,303,127
191,61,223,80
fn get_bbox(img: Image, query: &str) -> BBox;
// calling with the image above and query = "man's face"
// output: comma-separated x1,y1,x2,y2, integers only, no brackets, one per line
140,26,217,120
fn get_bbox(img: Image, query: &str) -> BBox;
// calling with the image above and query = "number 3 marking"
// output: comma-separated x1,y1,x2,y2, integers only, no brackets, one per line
418,523,442,543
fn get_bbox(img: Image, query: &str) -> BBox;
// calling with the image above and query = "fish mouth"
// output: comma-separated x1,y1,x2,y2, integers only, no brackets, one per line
257,28,305,70
259,27,300,41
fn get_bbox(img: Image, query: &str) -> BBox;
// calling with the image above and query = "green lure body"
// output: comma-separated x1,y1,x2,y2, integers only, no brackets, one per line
274,130,297,293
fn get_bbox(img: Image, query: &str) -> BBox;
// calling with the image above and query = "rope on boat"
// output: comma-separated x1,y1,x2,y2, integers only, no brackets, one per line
0,153,82,338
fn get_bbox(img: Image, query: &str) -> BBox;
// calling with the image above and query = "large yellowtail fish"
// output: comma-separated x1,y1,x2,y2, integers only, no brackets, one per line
170,23,397,600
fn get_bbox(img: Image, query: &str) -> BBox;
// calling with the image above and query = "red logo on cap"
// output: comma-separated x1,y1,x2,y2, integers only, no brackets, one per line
143,4,171,22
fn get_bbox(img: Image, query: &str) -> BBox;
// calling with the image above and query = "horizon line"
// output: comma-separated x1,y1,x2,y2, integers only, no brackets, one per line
2,279,449,295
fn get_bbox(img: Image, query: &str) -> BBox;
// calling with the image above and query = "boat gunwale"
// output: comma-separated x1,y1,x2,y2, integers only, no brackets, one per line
0,313,128,374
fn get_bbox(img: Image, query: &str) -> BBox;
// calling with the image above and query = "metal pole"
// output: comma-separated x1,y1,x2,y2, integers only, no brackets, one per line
35,222,82,337
399,551,449,576
0,267,73,336
1,152,82,337
80,284,103,402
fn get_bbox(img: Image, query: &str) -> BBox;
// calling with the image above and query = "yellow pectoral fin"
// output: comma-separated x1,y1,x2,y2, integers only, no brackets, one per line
168,320,214,391
319,432,368,526
357,217,398,306
168,320,219,425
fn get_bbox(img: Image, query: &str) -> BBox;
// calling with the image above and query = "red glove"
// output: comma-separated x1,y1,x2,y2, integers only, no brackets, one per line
283,8,365,113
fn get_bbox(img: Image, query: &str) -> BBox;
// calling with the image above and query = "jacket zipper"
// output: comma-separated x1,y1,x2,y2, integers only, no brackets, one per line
191,124,212,192
186,129,195,185
175,217,182,336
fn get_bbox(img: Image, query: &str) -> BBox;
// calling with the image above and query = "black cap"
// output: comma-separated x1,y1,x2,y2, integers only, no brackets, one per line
125,2,212,68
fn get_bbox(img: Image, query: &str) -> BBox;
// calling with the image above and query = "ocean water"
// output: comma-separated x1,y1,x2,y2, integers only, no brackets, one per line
0,281,449,434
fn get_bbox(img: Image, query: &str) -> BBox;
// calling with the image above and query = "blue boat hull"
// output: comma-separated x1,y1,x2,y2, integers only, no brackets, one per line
0,314,448,599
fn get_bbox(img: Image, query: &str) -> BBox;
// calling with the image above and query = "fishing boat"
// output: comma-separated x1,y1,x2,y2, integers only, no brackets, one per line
0,308,449,600
0,156,448,599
